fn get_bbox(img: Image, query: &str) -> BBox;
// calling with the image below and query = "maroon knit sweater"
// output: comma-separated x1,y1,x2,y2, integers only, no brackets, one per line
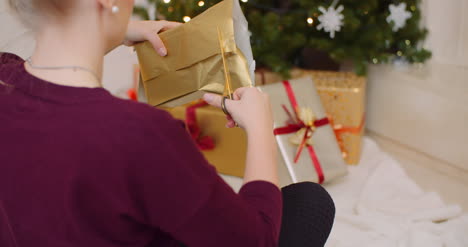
0,53,282,247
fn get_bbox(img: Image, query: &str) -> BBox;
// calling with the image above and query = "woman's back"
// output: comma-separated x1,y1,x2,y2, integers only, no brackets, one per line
0,53,282,247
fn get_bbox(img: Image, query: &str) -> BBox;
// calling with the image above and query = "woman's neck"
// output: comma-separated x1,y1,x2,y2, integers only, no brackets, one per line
26,23,107,88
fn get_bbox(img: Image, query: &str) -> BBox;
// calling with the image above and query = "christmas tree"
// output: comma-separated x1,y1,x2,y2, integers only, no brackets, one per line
133,0,431,76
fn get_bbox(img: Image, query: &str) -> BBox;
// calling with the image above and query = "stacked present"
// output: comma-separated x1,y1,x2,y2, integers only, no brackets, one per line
259,78,348,183
161,78,349,184
256,69,366,165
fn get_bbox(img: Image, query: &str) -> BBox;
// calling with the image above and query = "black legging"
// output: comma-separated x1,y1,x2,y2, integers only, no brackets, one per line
279,182,335,247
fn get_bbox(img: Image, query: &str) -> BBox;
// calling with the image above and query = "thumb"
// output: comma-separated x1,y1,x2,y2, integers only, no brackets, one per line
145,32,167,56
203,93,237,113
203,93,223,108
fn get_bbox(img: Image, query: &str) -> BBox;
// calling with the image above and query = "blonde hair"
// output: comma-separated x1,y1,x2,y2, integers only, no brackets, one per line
7,0,74,29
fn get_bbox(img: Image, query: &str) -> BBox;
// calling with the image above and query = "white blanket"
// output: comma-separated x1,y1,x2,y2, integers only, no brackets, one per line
325,138,468,247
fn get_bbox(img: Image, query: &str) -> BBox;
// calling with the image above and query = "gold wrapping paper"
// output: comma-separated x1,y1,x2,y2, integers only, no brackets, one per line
255,68,366,164
162,104,247,178
136,0,253,107
258,77,348,184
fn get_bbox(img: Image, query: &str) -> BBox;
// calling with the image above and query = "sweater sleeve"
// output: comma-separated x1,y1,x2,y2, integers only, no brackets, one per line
127,109,282,247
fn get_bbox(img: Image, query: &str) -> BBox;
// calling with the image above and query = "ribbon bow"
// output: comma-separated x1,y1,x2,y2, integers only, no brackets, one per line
274,105,330,164
273,81,330,184
185,101,215,151
289,107,317,147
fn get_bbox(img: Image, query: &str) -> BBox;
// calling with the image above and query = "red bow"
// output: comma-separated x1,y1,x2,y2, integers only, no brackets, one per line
185,101,215,151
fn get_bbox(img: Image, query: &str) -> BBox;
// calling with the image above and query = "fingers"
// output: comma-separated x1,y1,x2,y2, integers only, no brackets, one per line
159,21,182,32
232,91,241,101
233,87,249,98
145,32,167,56
203,93,223,108
226,120,237,128
225,116,236,128
203,93,236,114
122,40,135,47
204,93,239,128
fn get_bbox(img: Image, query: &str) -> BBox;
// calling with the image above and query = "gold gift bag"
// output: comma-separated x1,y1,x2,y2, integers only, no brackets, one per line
136,0,255,107
258,78,348,184
294,70,366,165
162,101,247,177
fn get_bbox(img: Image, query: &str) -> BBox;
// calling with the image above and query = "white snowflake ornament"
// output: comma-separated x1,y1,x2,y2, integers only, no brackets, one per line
387,3,412,32
316,4,344,39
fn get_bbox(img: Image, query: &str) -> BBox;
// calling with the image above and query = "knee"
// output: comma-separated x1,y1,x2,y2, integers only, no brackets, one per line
279,182,335,247
282,182,335,216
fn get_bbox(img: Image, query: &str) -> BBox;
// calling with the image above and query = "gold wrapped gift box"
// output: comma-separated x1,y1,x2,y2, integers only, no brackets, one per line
162,103,247,178
136,0,254,107
256,69,366,164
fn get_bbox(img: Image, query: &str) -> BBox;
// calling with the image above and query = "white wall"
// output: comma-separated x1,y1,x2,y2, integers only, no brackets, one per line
367,0,468,170
0,0,35,58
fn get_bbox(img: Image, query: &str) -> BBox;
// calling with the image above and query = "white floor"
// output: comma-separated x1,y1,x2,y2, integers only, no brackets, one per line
369,132,468,212
221,134,468,212
220,134,468,246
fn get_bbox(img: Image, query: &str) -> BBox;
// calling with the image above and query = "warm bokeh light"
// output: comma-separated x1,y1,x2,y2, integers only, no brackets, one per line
307,17,314,25
198,1,205,7
183,16,192,22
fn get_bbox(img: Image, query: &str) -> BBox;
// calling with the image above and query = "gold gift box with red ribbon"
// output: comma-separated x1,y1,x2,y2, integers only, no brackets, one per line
162,101,247,178
256,68,366,164
258,78,348,184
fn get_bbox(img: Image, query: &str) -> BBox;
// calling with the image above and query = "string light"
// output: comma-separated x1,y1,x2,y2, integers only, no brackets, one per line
183,16,191,22
198,1,205,7
241,0,248,2
163,0,171,3
307,17,314,25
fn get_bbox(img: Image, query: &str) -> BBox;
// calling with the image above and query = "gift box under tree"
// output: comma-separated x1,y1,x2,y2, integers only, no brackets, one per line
256,69,366,164
296,70,366,165
259,77,348,184
162,101,247,178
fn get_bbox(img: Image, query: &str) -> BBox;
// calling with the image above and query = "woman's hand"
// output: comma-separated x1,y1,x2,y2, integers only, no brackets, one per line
203,87,274,134
204,88,279,188
124,20,181,56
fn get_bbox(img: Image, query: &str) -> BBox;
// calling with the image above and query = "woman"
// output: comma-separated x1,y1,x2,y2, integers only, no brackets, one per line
0,0,335,246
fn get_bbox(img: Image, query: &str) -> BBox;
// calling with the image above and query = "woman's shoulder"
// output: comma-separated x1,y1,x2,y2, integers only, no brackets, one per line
0,53,24,75
0,53,24,66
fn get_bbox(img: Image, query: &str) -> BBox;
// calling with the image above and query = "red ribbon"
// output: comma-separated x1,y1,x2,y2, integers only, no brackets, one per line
185,101,215,151
329,115,366,159
273,81,329,184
